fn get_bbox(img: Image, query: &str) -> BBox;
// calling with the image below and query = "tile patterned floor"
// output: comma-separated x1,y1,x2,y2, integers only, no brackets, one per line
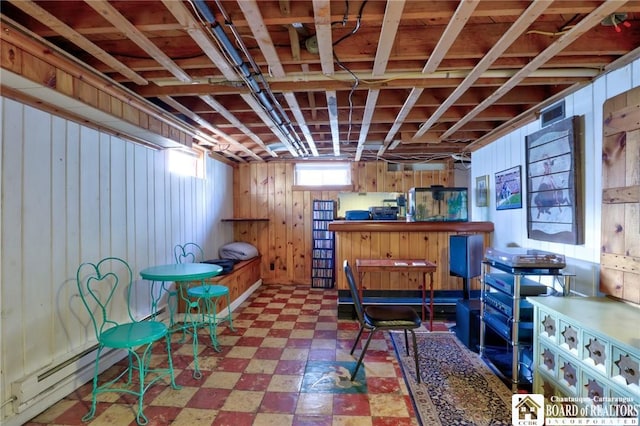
26,284,451,426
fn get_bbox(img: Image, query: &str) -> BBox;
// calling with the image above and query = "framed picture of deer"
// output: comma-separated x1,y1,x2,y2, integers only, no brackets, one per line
525,116,583,244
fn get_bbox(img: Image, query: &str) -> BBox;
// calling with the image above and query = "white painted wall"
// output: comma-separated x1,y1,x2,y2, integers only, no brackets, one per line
470,58,639,291
0,97,234,424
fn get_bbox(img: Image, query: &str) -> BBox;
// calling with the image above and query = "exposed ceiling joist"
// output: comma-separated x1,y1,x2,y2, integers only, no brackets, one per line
441,0,631,140
413,0,552,140
1,0,638,163
84,0,191,83
6,0,147,85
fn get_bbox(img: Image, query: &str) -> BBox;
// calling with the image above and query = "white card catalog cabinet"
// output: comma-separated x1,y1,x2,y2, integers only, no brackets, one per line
528,296,640,421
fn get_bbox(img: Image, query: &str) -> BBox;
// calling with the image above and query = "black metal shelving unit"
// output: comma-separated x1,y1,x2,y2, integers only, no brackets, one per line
311,200,336,289
479,260,572,391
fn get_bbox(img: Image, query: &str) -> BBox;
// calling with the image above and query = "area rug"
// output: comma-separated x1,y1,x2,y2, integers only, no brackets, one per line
391,332,513,426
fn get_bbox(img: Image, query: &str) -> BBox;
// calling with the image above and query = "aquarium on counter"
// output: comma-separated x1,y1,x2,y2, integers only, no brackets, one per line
407,186,468,222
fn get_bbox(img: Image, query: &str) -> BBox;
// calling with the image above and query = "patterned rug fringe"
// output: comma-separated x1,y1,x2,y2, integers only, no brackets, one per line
391,331,513,426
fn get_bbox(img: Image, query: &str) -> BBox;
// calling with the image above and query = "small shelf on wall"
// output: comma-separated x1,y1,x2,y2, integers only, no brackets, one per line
221,218,269,222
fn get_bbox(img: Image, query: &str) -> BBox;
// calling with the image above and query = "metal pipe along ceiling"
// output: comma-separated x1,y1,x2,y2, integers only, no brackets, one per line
192,0,309,157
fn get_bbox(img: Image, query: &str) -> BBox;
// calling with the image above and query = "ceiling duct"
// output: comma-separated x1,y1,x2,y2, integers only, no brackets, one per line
192,0,309,157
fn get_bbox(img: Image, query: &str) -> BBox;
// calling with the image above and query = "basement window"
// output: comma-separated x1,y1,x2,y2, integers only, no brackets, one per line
168,149,204,178
294,162,351,187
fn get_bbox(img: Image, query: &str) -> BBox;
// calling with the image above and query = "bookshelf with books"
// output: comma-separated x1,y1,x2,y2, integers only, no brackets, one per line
311,200,336,288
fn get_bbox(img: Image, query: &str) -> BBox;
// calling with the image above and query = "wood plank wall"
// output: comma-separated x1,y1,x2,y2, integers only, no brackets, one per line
231,161,453,285
333,227,491,292
600,86,640,304
0,96,234,423
1,22,193,148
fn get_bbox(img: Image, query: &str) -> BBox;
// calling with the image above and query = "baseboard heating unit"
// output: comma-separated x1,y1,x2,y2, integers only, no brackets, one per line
5,308,171,426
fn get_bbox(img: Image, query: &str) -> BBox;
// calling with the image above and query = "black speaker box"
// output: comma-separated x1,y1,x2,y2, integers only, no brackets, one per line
449,234,484,279
455,299,481,352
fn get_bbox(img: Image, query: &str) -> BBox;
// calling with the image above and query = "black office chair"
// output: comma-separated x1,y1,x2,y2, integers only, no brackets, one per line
343,260,422,383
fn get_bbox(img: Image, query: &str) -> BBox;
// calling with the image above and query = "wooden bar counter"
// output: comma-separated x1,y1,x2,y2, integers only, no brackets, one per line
328,220,494,297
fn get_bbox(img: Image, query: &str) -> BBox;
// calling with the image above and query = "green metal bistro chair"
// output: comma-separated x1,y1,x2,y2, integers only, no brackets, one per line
163,243,209,330
343,260,422,383
174,243,234,373
76,257,179,425
171,243,206,341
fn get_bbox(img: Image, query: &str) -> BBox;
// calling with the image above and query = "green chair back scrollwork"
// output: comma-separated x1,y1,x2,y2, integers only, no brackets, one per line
174,243,234,378
76,257,179,425
174,242,204,265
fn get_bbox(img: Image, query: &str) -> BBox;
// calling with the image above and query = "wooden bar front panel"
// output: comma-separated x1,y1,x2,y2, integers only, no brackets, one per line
330,222,493,293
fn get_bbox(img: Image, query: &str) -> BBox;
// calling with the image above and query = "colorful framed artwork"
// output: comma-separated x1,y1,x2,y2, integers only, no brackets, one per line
495,166,522,210
476,175,489,207
525,116,583,244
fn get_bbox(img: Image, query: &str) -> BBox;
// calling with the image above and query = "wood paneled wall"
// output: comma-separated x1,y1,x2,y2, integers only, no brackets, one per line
0,96,234,424
333,227,491,292
600,86,640,304
1,22,193,149
231,161,453,284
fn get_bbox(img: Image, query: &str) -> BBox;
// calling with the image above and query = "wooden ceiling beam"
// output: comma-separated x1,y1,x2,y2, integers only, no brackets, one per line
131,72,590,96
300,64,318,123
237,0,285,78
160,0,236,78
84,0,192,83
442,0,630,139
28,22,186,39
200,1,640,28
423,0,479,73
312,0,334,76
357,0,405,161
287,25,301,61
326,90,340,156
198,95,267,161
372,0,405,76
183,84,558,112
213,104,520,129
312,0,339,155
355,89,380,162
159,95,256,162
6,0,147,85
414,0,551,139
379,0,478,157
282,92,319,156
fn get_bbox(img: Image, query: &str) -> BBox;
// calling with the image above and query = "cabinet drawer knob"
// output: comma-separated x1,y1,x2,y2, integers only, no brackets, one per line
562,362,577,386
562,326,578,350
543,315,556,336
615,354,639,386
586,338,606,366
542,348,555,370
585,378,604,403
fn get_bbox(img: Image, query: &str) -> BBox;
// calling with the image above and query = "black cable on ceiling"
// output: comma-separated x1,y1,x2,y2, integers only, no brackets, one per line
331,0,368,146
332,0,349,27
